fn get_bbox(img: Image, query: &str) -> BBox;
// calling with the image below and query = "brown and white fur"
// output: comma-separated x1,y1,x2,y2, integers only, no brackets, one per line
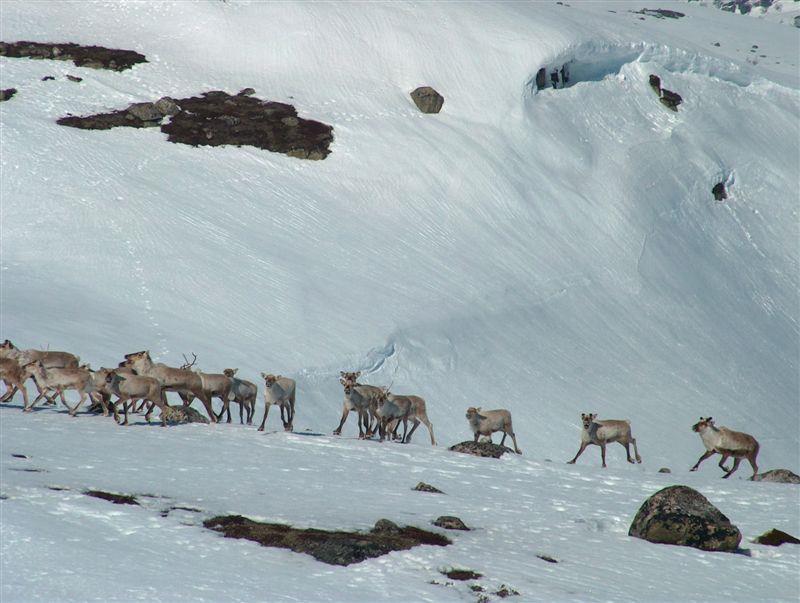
21,362,95,415
690,417,759,479
568,413,641,467
1,340,79,404
333,371,384,438
105,371,167,426
376,390,436,445
465,407,521,454
0,357,30,408
221,368,257,424
258,373,296,432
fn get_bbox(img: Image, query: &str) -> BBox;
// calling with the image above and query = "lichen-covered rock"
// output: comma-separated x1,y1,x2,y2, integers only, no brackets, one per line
127,102,163,122
752,469,800,484
658,467,672,474
410,86,444,114
433,516,470,531
0,41,146,71
413,482,444,494
154,96,180,116
161,405,210,425
449,441,514,458
629,485,742,551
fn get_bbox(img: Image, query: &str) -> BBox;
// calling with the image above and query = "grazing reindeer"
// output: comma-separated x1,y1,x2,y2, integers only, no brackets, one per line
568,413,642,467
105,371,167,426
465,407,521,454
0,358,30,408
690,417,760,479
21,362,96,415
222,369,257,424
333,371,384,438
123,351,216,423
258,373,296,432
376,390,436,445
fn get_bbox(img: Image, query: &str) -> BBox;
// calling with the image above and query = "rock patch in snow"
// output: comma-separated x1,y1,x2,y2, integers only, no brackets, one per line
0,41,146,71
410,86,444,114
0,88,17,102
440,568,482,581
753,529,800,546
628,485,742,551
712,181,728,201
203,515,450,565
632,8,686,19
58,90,334,159
161,405,210,425
536,553,559,563
84,490,140,505
752,469,800,484
660,88,683,111
433,516,470,530
449,441,515,458
413,481,444,493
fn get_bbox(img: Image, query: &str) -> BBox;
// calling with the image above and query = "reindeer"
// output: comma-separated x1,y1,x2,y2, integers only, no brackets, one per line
690,417,760,479
465,407,521,454
376,390,436,445
0,357,30,408
568,413,641,467
123,351,216,423
333,371,384,438
221,369,257,424
20,362,96,415
105,371,167,426
1,340,79,403
258,373,296,432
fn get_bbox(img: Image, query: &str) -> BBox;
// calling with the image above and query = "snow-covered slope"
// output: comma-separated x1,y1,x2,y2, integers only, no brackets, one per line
1,1,798,601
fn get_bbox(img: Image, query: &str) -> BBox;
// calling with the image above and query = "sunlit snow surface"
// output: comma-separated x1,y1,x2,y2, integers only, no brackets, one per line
1,1,798,601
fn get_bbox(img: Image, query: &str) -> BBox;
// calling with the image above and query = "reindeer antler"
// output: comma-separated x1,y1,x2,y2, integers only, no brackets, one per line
180,352,198,370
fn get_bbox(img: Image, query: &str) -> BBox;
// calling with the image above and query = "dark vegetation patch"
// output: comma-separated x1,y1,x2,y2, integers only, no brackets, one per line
9,468,45,473
203,515,450,566
1,88,17,102
58,90,334,160
495,585,521,597
84,490,139,505
754,529,800,546
413,481,444,493
441,568,482,581
536,553,559,563
449,441,514,458
11,453,29,459
632,8,685,19
0,41,146,71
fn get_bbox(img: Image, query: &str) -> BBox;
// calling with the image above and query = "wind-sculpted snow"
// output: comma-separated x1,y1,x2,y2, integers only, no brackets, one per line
1,1,798,599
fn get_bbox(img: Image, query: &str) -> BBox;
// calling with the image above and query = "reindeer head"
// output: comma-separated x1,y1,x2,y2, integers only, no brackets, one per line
692,417,714,432
339,370,361,387
465,407,481,420
1,339,16,350
223,368,238,378
261,373,280,388
124,351,149,366
580,413,598,429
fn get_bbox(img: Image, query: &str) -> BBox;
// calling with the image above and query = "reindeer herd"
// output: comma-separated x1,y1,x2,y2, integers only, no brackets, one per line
0,340,763,478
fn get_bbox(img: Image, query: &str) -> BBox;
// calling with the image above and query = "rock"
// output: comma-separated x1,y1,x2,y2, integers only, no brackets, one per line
410,86,444,114
713,42,721,47
659,88,682,111
629,485,742,552
536,553,558,563
66,74,82,82
753,529,800,546
712,182,728,201
633,8,685,19
154,96,180,116
648,74,661,95
161,405,210,424
449,440,514,458
127,102,164,122
752,469,800,484
281,116,299,127
413,482,444,494
535,68,547,90
42,75,56,81
0,88,17,102
441,568,481,581
794,15,800,28
433,516,470,531
372,519,401,534
238,87,256,96
495,585,521,597
658,467,672,474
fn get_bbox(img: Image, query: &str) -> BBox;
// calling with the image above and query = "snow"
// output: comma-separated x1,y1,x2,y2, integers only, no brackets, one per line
1,1,798,601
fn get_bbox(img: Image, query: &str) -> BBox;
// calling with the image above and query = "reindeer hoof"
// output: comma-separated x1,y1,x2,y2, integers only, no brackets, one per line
566,460,575,464
257,427,264,432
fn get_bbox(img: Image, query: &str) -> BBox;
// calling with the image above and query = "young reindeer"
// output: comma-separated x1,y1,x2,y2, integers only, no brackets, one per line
123,351,216,423
465,407,521,454
221,368,257,424
105,371,167,426
21,362,96,415
690,417,760,479
1,340,80,403
376,390,437,445
258,373,296,432
333,371,384,439
0,358,30,408
568,413,642,468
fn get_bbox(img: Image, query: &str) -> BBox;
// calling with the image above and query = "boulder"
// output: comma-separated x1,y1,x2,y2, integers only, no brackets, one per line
154,96,180,116
648,74,661,95
658,467,672,474
0,88,17,102
162,405,210,424
449,441,514,458
127,102,164,122
752,469,800,484
413,482,444,494
628,485,742,551
372,519,401,534
66,74,82,82
712,182,728,201
753,529,800,546
410,86,444,114
659,89,683,111
433,516,470,531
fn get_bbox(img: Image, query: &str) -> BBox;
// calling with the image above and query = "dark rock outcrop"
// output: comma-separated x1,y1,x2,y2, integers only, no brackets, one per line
203,515,450,566
752,469,800,484
433,516,470,531
629,485,742,551
660,88,683,111
633,8,685,19
66,74,82,82
413,482,444,494
712,182,728,201
84,490,139,505
649,74,661,95
0,41,146,71
410,86,444,114
658,467,672,474
754,529,800,546
161,405,210,425
0,88,17,102
441,568,482,581
58,90,334,160
449,441,514,458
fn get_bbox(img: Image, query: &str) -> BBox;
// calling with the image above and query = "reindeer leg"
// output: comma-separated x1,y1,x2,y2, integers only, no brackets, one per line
622,441,635,464
500,431,508,447
258,403,271,432
279,404,288,430
600,442,608,468
747,455,758,480
631,437,642,463
19,383,29,411
421,417,436,446
690,450,714,471
567,442,588,464
0,383,16,402
69,391,88,416
723,457,742,478
404,418,421,444
333,405,349,436
718,453,731,473
510,431,521,454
